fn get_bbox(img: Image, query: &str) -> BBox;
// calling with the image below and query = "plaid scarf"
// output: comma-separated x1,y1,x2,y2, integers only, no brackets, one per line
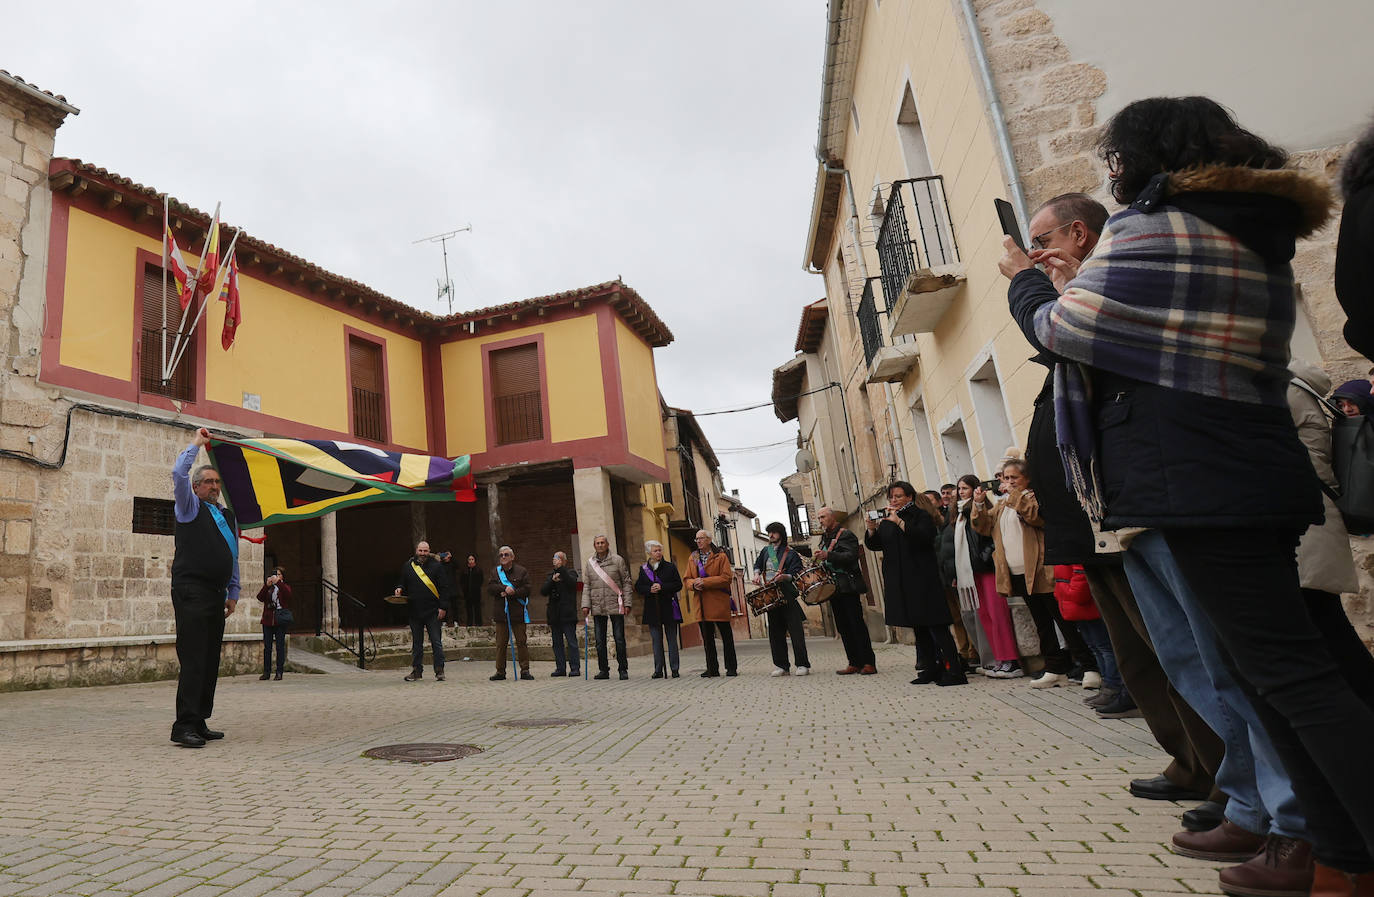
1035,178,1299,524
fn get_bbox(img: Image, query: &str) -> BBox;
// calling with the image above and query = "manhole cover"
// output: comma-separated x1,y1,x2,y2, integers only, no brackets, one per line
495,718,585,728
363,743,483,763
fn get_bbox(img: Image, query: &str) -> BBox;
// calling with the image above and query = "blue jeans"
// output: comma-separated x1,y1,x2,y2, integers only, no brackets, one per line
650,622,680,675
409,612,445,673
1124,531,1305,840
1074,618,1121,691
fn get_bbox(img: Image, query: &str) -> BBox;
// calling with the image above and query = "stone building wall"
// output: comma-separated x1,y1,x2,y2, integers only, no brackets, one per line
971,0,1374,647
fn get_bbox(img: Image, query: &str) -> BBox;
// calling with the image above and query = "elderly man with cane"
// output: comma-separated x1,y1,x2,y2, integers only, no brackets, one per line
488,546,532,681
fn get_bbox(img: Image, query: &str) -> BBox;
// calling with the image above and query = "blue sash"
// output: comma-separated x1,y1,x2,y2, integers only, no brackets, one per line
205,503,238,562
497,565,529,623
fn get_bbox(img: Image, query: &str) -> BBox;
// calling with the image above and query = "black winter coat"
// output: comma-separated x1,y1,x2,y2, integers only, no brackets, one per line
936,510,994,586
458,566,484,606
1338,126,1374,360
1008,183,1324,532
818,526,864,597
634,560,683,627
863,504,950,628
395,556,454,620
539,565,580,625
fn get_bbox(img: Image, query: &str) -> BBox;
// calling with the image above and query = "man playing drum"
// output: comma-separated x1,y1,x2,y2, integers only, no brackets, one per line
753,522,811,677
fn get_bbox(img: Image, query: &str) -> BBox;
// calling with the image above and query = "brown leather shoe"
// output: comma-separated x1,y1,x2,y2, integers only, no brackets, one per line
1310,862,1374,897
1218,836,1312,897
836,666,860,675
859,665,877,675
1171,820,1266,862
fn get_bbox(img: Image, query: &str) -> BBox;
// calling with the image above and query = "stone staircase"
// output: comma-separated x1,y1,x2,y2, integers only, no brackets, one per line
293,622,656,670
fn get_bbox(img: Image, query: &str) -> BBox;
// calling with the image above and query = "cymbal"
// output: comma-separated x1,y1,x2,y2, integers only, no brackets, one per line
384,594,409,605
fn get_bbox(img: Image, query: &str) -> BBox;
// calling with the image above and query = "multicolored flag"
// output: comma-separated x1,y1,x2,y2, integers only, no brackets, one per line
206,436,476,529
195,215,220,302
164,224,193,309
219,254,241,350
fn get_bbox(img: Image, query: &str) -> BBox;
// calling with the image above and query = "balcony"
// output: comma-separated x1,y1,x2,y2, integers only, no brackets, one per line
876,176,967,337
856,278,919,385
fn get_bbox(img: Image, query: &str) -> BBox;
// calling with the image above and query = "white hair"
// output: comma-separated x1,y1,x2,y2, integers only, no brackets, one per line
644,540,662,551
192,465,217,487
498,545,513,556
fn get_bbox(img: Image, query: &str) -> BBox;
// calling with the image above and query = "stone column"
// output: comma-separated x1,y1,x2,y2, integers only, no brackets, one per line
572,467,617,554
320,512,338,632
486,480,503,560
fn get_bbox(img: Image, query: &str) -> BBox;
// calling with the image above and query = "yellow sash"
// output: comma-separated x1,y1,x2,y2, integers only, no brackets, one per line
411,561,440,599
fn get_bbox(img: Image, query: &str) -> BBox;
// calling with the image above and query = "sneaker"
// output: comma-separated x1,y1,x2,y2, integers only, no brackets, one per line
1002,663,1025,679
1081,671,1102,689
1030,672,1068,689
1084,687,1118,708
794,666,810,677
771,667,789,677
404,671,423,682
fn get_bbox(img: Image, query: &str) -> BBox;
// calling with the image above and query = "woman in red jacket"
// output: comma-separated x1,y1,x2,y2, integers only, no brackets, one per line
255,567,291,681
1053,565,1121,706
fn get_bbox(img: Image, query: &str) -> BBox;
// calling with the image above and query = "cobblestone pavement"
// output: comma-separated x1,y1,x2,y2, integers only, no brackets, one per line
0,638,1231,897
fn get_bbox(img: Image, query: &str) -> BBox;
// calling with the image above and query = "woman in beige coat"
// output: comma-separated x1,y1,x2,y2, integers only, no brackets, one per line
972,456,1095,688
682,530,737,677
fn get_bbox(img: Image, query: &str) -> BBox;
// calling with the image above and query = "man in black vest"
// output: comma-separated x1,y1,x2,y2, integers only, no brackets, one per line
394,540,452,682
170,427,241,748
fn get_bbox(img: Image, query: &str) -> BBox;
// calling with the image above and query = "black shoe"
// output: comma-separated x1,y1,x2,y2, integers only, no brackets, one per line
701,670,720,678
489,673,506,681
196,728,224,741
551,670,567,677
1129,774,1209,802
651,671,664,679
404,671,423,682
619,671,628,680
1066,664,1086,683
1181,800,1226,832
274,672,283,680
259,672,271,681
1097,692,1143,719
569,669,580,677
434,671,445,682
937,670,969,687
671,671,680,678
170,730,206,748
520,671,534,680
911,667,941,685
725,670,738,677
594,671,610,680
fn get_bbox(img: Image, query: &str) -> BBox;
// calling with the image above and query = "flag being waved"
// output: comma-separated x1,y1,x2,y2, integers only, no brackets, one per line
220,254,241,349
206,436,476,529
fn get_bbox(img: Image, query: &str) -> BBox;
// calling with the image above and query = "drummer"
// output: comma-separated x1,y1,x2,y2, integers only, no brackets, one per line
753,522,811,677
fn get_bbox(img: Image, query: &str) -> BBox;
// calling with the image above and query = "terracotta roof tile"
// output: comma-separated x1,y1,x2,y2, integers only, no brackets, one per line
0,70,79,114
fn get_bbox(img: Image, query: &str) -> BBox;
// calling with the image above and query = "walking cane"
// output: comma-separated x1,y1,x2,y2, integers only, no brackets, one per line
583,611,590,680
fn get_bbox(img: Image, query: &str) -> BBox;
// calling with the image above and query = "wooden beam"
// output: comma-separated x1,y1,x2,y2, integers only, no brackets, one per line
571,299,582,309
101,192,122,211
132,203,154,222
249,252,262,267
70,178,87,197
291,271,305,285
346,295,362,307
311,280,327,293
49,171,74,191
268,263,283,277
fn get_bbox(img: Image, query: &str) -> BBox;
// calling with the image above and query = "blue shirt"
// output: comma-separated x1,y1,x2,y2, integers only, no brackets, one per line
172,444,241,603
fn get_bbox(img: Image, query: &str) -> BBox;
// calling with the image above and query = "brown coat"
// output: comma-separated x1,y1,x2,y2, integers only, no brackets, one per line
681,549,733,623
971,490,1054,596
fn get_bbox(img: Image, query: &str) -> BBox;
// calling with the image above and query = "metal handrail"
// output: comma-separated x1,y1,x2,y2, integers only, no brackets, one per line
875,175,960,307
311,578,377,669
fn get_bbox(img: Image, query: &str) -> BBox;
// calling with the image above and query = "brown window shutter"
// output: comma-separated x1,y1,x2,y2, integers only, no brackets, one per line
489,343,543,444
348,337,386,442
140,265,195,401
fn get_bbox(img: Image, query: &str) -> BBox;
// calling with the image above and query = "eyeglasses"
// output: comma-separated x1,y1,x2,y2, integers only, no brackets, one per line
1031,221,1074,250
200,478,221,485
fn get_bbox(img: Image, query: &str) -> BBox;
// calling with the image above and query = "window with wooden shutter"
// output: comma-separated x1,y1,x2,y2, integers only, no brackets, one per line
348,336,386,442
139,264,196,400
489,343,543,445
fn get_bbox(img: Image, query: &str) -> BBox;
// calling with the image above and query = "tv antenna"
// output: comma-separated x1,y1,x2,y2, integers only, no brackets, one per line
413,225,472,314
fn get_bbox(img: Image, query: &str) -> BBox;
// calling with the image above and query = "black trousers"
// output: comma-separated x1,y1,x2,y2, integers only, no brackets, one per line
830,591,875,667
913,623,960,674
1083,564,1224,800
699,620,737,674
261,624,287,674
766,599,810,670
171,582,226,732
1164,528,1374,872
1010,574,1094,675
551,621,580,673
409,611,445,673
594,614,628,673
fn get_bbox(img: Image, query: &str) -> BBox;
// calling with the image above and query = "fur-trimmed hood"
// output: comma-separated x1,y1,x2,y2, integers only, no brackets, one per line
1166,165,1334,238
1342,119,1374,200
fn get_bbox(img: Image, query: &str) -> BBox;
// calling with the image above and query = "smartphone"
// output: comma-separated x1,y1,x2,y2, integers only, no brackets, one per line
994,198,1025,252
866,510,885,521
979,478,1001,494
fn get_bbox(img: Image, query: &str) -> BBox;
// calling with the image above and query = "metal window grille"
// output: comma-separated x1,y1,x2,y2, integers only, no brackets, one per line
132,497,176,535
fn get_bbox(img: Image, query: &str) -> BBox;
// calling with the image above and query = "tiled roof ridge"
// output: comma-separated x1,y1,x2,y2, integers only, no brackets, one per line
0,70,79,114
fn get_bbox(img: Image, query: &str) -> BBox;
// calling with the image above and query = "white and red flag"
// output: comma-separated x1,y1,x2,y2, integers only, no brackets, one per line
219,254,241,350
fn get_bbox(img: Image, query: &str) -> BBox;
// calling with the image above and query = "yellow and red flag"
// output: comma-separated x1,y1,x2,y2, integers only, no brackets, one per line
220,254,241,350
164,224,194,309
195,217,220,302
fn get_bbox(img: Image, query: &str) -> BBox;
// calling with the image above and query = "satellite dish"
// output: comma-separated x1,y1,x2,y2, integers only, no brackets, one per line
795,448,816,473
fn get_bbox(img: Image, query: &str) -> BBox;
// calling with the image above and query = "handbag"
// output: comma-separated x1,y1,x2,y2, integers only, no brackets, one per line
274,606,295,626
1294,377,1372,533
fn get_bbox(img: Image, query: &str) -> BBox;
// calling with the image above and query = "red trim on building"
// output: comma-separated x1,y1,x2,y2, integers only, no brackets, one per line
421,337,446,457
342,325,391,447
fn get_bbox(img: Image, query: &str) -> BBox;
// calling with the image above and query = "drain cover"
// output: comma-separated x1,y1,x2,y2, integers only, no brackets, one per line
496,718,585,728
363,743,483,763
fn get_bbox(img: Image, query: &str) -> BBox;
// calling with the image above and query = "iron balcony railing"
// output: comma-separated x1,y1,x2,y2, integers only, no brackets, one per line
857,278,885,367
875,175,960,309
352,387,385,442
681,490,703,532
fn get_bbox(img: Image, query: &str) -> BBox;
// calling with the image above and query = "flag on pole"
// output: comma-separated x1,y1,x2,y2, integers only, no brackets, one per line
205,436,477,529
164,224,194,309
219,254,241,350
195,216,220,301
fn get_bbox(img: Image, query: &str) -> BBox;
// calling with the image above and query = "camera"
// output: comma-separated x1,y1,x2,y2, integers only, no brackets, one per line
866,510,885,521
979,479,1001,495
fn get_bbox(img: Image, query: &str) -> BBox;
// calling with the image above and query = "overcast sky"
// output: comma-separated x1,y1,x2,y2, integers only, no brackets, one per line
5,1,828,528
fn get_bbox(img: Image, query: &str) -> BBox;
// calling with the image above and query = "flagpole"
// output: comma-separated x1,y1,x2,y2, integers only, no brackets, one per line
167,228,241,377
160,195,169,386
165,203,220,380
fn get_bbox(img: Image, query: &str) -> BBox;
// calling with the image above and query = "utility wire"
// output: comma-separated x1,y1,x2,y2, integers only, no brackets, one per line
690,384,835,417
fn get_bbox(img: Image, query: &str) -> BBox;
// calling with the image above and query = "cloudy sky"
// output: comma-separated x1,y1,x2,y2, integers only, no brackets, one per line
5,2,828,527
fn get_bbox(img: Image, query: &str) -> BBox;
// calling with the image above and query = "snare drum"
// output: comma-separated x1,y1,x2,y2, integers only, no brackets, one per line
794,565,836,605
744,581,788,616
